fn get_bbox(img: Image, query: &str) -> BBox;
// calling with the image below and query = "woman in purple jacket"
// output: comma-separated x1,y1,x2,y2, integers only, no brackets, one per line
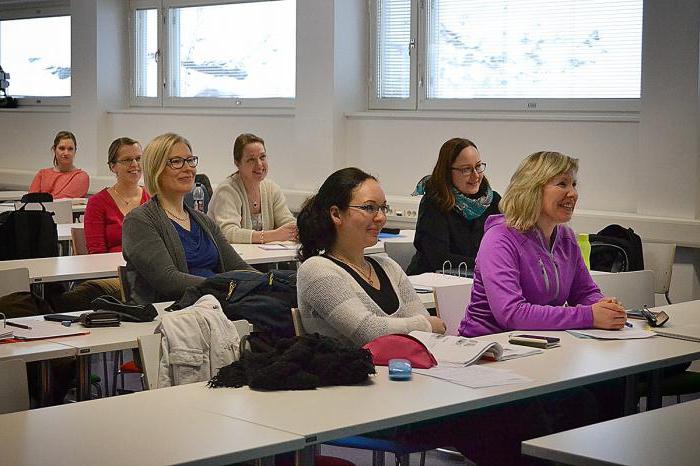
460,151,626,337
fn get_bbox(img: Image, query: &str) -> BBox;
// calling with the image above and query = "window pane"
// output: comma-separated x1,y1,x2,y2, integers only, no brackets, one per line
376,0,411,99
134,8,158,98
427,0,642,99
170,0,295,99
0,16,71,97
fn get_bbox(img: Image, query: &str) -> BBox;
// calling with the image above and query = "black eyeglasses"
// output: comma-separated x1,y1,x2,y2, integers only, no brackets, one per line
349,204,389,216
167,156,199,169
114,157,142,166
451,163,486,176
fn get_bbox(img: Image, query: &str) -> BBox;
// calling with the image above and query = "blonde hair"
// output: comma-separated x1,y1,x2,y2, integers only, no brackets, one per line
142,133,192,197
500,151,579,231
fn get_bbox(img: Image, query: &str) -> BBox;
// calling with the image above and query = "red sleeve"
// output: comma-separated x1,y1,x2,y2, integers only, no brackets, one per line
55,170,89,199
29,169,44,193
84,190,110,254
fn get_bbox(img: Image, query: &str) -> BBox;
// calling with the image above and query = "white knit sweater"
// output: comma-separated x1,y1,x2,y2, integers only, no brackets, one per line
208,173,295,243
297,254,432,347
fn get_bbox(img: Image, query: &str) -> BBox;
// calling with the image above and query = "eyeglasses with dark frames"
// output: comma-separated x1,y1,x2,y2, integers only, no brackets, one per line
167,156,199,169
451,162,486,176
348,204,389,216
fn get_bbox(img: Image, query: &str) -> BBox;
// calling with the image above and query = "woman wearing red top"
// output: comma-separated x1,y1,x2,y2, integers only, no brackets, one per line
29,131,90,199
84,137,150,253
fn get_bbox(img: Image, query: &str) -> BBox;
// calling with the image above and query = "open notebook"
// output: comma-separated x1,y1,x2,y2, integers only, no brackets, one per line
409,331,541,367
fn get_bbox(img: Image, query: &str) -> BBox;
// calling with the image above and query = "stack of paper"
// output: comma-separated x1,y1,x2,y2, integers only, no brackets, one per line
0,327,13,340
257,242,297,250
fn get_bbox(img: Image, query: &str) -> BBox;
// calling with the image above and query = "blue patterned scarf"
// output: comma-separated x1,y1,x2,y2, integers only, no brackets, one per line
413,175,494,221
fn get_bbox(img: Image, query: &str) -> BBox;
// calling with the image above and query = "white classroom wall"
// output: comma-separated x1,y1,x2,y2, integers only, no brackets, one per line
0,0,699,301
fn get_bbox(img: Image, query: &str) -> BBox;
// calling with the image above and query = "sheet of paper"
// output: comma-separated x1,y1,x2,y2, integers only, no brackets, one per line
257,242,297,250
10,320,90,340
567,321,655,340
415,365,532,388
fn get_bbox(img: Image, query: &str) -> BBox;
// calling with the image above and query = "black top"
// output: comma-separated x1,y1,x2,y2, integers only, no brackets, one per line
406,192,502,275
324,255,399,315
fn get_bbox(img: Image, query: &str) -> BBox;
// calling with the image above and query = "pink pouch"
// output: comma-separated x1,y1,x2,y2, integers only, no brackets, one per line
362,334,437,369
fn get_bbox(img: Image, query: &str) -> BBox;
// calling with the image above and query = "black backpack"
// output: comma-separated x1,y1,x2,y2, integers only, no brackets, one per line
589,224,644,272
0,203,58,260
169,269,298,337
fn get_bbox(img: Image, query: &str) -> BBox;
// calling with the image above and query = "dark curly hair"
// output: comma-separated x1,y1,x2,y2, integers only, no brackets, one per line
297,167,377,262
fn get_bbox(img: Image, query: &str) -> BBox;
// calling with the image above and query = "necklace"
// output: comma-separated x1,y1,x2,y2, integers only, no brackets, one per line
164,208,188,222
111,186,137,206
329,254,375,286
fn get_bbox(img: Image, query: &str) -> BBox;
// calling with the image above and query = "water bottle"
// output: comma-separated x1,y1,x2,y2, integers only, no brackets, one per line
192,183,205,213
577,233,592,270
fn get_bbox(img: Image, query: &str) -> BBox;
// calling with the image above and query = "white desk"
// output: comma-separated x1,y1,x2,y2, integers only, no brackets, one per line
0,190,27,202
233,242,385,265
3,301,699,465
57,222,83,242
0,390,304,466
0,252,125,284
522,397,700,466
151,306,700,450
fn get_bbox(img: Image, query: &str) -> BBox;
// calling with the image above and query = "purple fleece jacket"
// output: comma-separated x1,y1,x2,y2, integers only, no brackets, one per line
459,214,602,337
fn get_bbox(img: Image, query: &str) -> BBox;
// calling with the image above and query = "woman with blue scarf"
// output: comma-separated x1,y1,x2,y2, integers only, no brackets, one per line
407,138,501,275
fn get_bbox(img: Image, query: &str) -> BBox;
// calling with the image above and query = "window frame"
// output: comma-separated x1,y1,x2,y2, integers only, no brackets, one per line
129,0,296,109
369,0,642,113
0,1,71,106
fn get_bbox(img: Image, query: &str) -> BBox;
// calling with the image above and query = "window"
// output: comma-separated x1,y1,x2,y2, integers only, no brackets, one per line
131,0,296,107
0,12,71,103
371,0,643,111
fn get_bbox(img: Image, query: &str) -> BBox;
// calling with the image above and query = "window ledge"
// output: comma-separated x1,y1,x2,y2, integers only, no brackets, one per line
346,110,639,123
109,107,295,118
0,106,70,114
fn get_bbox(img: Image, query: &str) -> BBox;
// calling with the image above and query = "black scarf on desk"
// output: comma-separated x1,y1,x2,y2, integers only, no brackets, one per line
208,333,376,390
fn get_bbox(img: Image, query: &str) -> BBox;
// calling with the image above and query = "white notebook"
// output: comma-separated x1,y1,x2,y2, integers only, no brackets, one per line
654,324,700,342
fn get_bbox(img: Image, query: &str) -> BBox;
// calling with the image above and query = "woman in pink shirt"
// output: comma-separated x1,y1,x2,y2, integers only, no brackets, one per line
29,131,90,199
84,137,150,253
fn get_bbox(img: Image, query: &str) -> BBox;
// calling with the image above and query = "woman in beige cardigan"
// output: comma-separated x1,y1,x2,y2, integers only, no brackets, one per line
208,133,297,243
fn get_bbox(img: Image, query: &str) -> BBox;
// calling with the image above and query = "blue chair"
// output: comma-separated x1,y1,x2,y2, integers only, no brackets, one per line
290,308,429,466
325,436,427,466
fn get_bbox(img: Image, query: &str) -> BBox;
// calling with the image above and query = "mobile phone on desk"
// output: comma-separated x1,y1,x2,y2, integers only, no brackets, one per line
44,314,82,323
509,334,560,349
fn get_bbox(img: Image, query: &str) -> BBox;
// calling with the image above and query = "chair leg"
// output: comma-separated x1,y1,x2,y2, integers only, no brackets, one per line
665,292,672,304
102,353,109,396
112,350,122,396
372,450,386,466
419,451,426,466
395,453,409,466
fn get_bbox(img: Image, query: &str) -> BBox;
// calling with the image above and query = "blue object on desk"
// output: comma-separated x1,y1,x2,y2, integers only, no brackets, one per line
378,232,401,239
388,359,412,380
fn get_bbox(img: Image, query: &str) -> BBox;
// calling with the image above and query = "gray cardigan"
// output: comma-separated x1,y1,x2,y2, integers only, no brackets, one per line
122,196,253,304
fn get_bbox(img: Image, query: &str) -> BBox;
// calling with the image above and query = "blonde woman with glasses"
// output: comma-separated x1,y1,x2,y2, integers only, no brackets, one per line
122,133,253,304
407,137,500,275
459,151,626,337
84,137,150,253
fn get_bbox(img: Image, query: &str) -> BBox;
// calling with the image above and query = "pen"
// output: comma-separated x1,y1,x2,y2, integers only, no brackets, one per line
6,321,32,330
624,321,633,328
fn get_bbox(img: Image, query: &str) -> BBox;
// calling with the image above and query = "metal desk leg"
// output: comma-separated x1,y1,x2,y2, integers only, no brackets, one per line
646,369,663,410
623,374,639,415
255,457,275,466
295,446,316,466
39,360,52,407
77,353,91,401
